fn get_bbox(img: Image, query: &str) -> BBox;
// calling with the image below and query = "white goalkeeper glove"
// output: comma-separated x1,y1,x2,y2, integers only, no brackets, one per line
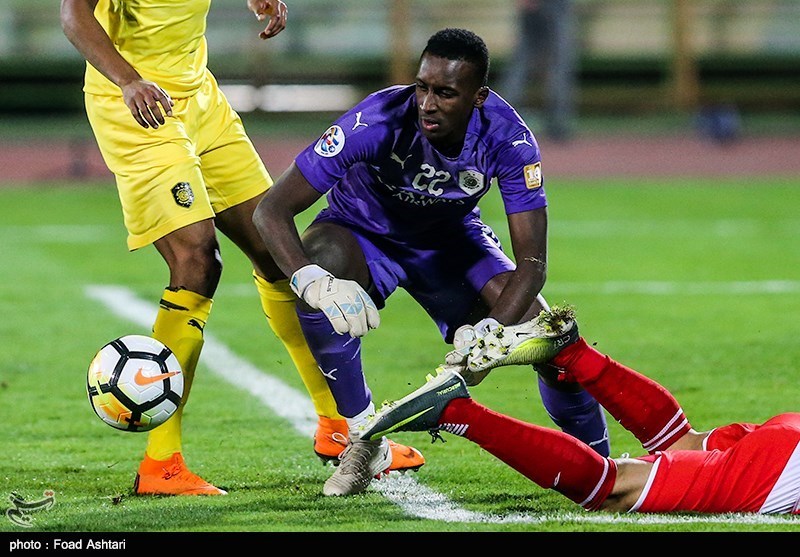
290,264,380,338
444,317,501,368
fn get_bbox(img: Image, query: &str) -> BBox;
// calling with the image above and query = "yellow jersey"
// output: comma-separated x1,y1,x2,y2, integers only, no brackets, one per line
84,0,211,98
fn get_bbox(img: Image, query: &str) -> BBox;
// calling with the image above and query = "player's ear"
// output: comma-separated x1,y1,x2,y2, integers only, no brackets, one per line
474,86,489,108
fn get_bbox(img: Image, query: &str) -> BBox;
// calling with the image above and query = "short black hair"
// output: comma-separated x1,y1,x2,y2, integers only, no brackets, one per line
422,28,490,87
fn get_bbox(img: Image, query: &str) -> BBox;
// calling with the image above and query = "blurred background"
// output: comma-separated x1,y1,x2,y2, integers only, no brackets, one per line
1,0,799,182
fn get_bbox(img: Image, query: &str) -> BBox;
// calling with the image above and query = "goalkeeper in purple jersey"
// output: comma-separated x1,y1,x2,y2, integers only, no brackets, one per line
253,28,609,496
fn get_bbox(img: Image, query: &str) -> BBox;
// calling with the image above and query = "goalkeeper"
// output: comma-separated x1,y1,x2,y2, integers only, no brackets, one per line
59,0,421,496
253,28,609,497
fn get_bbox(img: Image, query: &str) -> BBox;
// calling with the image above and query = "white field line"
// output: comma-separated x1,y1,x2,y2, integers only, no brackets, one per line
84,285,797,526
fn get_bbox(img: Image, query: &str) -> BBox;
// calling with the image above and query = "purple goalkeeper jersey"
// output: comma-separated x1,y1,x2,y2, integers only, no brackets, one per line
294,84,546,241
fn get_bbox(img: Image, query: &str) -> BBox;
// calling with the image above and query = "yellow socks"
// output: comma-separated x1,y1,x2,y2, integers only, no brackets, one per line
145,288,212,461
254,273,342,421
144,275,339,463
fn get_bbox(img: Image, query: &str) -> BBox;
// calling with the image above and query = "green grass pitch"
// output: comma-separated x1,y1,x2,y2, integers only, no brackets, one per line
1,176,799,535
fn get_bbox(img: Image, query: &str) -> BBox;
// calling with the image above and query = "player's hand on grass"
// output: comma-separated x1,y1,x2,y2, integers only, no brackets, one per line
121,79,173,129
248,0,288,40
290,264,380,338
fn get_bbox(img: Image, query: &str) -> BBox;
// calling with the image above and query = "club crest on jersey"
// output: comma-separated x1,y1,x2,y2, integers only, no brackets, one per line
523,162,542,190
458,170,485,195
314,125,346,157
171,182,194,207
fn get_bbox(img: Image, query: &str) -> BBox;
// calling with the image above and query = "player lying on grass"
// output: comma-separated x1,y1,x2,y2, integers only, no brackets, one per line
361,306,800,514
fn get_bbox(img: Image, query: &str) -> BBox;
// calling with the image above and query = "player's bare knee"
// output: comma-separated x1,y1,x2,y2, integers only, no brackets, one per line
302,225,364,280
164,241,223,295
600,458,653,512
664,429,709,452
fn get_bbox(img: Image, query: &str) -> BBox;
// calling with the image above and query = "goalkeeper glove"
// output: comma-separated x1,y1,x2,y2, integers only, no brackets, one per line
444,317,501,369
290,264,380,338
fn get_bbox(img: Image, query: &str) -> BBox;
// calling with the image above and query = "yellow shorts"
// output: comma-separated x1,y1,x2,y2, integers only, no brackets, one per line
86,73,272,250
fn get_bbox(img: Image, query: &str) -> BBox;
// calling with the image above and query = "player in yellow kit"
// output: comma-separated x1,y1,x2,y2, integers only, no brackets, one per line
60,0,422,496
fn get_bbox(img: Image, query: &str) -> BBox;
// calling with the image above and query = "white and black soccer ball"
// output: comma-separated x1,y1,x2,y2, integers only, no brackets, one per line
87,335,184,432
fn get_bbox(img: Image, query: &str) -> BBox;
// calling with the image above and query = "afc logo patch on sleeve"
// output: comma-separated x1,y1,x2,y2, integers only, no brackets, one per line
314,125,346,157
523,162,542,189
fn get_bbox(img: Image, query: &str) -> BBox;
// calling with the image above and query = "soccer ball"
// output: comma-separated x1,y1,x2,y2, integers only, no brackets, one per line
87,335,184,432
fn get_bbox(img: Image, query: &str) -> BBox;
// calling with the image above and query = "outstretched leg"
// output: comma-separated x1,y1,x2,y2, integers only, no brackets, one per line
467,307,695,453
442,396,616,510
360,367,617,510
552,338,693,453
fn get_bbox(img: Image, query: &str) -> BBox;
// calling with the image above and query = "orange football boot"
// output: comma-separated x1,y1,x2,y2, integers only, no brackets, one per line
134,452,227,496
313,416,349,463
387,440,425,472
313,416,425,472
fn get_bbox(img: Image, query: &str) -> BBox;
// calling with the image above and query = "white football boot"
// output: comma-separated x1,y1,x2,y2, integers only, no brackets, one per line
322,436,392,496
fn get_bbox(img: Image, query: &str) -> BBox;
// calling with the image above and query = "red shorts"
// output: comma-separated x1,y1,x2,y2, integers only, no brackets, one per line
631,413,800,514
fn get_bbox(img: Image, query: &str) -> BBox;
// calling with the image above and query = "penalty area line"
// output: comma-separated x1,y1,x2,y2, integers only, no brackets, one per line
84,285,794,527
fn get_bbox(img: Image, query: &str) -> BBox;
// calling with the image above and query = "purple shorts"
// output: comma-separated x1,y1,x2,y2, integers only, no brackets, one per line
311,209,515,342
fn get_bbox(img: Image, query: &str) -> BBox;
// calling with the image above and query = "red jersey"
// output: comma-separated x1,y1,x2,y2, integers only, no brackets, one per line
631,413,800,514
